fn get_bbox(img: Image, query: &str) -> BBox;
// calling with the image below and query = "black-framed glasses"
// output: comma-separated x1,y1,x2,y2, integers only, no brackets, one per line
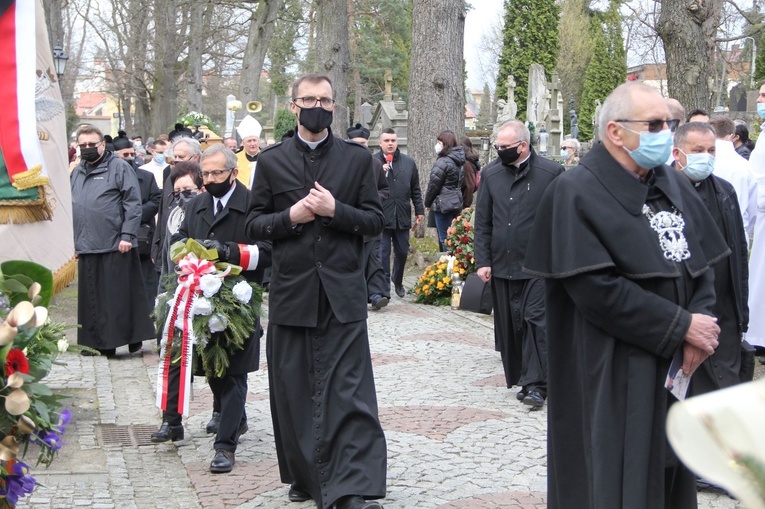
616,118,680,133
293,96,336,109
78,141,103,149
493,140,523,151
201,168,234,179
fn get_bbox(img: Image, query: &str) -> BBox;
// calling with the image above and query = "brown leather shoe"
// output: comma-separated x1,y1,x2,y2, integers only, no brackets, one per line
209,449,235,473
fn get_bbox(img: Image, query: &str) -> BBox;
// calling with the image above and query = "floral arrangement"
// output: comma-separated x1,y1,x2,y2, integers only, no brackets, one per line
413,255,459,306
0,261,72,508
444,208,477,277
176,111,218,135
154,240,262,414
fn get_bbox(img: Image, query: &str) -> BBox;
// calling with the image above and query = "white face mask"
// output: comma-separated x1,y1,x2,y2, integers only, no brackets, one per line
435,142,443,155
560,149,570,159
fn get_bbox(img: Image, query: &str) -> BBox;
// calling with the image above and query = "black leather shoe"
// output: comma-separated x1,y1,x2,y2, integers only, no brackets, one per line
150,422,184,443
205,412,220,434
523,390,545,410
336,495,383,509
128,341,143,353
209,449,235,473
395,286,405,298
515,388,527,401
370,295,389,310
288,484,311,502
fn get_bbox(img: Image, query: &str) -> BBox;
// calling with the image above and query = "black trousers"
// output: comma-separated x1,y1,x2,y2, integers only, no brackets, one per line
208,374,248,452
380,228,409,289
491,277,548,394
363,238,390,300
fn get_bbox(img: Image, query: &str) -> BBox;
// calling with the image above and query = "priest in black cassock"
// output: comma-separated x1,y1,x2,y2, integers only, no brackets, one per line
523,83,730,509
670,122,749,395
246,74,387,509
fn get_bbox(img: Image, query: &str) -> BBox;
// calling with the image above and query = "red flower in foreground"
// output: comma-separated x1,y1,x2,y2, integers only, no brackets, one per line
5,349,30,376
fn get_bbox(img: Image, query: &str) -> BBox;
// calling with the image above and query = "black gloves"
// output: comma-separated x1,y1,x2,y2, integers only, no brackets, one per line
201,239,230,262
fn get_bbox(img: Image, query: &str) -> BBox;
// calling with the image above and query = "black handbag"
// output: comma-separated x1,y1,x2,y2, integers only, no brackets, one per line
434,187,462,214
740,339,755,382
136,224,152,256
459,273,493,315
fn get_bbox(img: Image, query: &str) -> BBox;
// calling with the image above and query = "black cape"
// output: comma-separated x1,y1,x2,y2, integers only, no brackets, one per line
523,142,730,509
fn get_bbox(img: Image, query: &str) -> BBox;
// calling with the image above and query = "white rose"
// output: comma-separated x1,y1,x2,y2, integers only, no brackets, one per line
208,314,228,333
193,297,213,316
199,275,222,298
232,281,253,304
57,339,69,353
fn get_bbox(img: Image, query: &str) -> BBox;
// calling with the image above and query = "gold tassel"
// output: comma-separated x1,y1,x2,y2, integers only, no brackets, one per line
0,186,53,224
52,257,76,295
12,165,50,191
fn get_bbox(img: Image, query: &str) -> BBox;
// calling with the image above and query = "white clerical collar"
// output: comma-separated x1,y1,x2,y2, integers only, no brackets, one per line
298,131,328,150
213,180,237,212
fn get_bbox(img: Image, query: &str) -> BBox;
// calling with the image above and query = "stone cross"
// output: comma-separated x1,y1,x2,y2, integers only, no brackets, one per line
384,69,393,101
545,73,562,156
507,75,516,103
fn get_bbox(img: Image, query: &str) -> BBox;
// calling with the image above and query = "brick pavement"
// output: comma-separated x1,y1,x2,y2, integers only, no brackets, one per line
25,278,743,509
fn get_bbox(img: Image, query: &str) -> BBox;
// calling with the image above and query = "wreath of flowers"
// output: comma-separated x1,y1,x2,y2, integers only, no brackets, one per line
444,208,476,277
176,111,218,135
413,255,458,306
153,240,262,380
0,261,73,508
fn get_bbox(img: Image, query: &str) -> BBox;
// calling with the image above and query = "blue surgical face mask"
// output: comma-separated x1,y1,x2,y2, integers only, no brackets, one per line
757,102,765,119
623,127,673,169
679,150,715,181
560,149,570,159
155,153,166,165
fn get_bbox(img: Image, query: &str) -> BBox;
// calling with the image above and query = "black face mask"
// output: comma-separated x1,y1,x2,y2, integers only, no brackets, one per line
81,147,102,163
174,189,198,210
298,107,333,134
497,143,522,166
122,157,135,167
205,177,234,198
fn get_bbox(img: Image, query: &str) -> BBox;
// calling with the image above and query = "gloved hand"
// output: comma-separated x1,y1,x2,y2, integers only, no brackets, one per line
202,239,230,262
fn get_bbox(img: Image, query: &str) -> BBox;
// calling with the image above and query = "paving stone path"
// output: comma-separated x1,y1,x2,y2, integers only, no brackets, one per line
25,278,741,508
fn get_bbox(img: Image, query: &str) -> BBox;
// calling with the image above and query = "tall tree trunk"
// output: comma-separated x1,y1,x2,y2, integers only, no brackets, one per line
348,0,362,124
152,0,178,135
656,0,722,111
186,1,210,112
239,0,282,107
316,0,350,135
42,0,64,56
409,0,466,195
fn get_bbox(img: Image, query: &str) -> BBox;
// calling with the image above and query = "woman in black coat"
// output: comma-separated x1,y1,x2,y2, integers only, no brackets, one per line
424,130,465,251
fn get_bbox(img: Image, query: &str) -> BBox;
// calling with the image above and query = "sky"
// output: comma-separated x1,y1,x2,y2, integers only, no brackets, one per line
464,0,505,90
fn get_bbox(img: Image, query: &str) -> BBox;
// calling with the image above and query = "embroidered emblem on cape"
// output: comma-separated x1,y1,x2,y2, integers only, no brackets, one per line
641,204,691,262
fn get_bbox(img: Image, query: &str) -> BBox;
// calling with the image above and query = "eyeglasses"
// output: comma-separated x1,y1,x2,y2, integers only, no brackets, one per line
201,168,234,179
78,141,103,149
493,140,523,151
120,152,136,158
616,118,681,133
172,188,199,197
293,96,336,109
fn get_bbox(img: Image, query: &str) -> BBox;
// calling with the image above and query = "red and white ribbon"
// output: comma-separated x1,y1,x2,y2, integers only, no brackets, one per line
237,244,259,271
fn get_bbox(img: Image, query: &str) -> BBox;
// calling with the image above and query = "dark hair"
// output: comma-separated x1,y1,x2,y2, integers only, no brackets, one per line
734,123,750,143
169,161,203,189
437,130,458,157
459,136,478,160
686,108,709,122
673,121,716,148
154,139,167,148
708,116,735,138
291,74,333,100
76,124,104,141
382,128,396,135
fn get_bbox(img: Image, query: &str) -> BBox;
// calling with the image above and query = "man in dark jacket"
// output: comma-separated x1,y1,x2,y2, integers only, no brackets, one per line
247,73,387,509
671,122,749,394
70,125,155,357
523,82,729,509
376,128,424,298
348,123,391,310
474,120,564,410
113,133,161,315
158,143,271,474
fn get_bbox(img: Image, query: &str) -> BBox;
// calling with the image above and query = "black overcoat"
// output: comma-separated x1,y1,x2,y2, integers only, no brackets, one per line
247,133,384,327
174,181,271,374
523,142,730,509
374,149,424,230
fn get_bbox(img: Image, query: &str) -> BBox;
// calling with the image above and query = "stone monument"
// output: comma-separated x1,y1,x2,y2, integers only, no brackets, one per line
729,84,747,112
544,73,563,157
570,109,579,140
592,99,602,141
538,125,549,156
490,76,518,145
527,64,549,128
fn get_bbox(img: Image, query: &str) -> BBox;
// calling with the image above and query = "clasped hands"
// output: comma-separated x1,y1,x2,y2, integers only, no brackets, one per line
682,313,720,376
290,182,335,224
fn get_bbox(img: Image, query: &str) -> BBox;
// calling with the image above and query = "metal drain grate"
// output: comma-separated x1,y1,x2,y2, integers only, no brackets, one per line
96,425,158,447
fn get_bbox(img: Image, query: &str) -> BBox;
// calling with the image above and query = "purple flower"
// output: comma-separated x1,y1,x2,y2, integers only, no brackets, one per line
38,430,63,451
55,409,72,434
0,460,36,505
